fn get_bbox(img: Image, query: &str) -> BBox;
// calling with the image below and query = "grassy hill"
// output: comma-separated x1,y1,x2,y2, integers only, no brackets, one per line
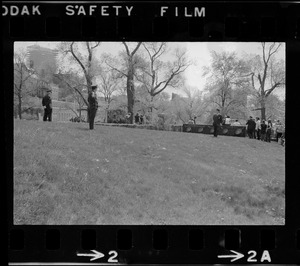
13,120,285,225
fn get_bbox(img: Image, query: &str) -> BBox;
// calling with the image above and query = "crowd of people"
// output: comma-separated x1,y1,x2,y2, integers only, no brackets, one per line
134,113,145,124
211,109,285,145
245,116,285,144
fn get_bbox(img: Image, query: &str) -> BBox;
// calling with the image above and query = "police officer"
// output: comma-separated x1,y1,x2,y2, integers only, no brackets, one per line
212,108,223,137
42,89,52,121
88,85,98,130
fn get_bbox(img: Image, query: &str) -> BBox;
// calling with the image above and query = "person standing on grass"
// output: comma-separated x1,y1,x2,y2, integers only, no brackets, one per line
212,108,223,137
140,114,144,124
281,128,285,146
275,120,284,142
255,117,261,140
88,85,98,130
42,89,52,122
266,119,272,142
246,116,256,139
260,120,267,141
135,113,140,124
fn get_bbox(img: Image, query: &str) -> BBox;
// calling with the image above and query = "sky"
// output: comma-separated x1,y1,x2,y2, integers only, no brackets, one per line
14,41,285,97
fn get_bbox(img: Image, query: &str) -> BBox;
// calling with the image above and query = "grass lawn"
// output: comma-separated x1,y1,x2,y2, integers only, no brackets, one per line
13,119,285,225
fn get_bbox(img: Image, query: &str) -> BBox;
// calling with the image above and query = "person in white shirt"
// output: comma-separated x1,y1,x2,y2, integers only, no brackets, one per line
225,115,231,125
188,119,194,124
231,119,241,126
275,120,284,142
255,117,261,140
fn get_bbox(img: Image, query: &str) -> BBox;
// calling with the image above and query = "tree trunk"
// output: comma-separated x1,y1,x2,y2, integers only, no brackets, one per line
149,95,155,123
18,95,22,119
104,108,108,123
260,97,266,121
127,69,134,124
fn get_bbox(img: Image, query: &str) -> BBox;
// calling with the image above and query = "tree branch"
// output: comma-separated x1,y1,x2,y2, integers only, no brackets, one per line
131,42,142,56
91,42,101,50
70,42,88,78
265,82,283,98
55,74,89,106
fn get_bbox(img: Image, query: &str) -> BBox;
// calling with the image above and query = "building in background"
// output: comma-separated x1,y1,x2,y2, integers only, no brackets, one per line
14,45,80,122
26,44,58,77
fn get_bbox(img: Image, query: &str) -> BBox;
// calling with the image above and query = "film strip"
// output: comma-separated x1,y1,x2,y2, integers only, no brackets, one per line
4,0,300,265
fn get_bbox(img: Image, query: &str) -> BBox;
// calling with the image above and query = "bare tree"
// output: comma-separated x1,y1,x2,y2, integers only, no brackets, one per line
14,50,39,119
203,51,251,117
171,87,209,124
58,42,100,89
57,42,101,122
104,42,142,123
136,43,192,117
248,93,285,123
248,42,285,120
96,67,121,122
54,71,88,119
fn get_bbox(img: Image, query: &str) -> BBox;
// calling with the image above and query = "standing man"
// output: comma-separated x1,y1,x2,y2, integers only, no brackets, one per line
88,85,98,130
140,114,144,124
135,113,140,124
266,119,273,143
255,117,261,140
42,89,52,122
260,120,267,141
246,116,256,139
275,120,284,142
212,108,223,137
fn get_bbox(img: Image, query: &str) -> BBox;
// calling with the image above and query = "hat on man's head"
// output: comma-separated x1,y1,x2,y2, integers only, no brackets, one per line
46,89,52,92
91,85,98,90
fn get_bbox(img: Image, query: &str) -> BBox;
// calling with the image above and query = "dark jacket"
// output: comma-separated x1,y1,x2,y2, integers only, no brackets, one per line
135,114,140,123
246,119,256,130
261,123,267,134
42,95,52,109
267,123,272,133
88,92,98,109
213,113,223,126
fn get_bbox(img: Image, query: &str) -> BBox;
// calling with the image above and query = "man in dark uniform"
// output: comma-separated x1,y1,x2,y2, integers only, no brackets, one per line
42,89,52,121
88,85,98,130
212,108,223,137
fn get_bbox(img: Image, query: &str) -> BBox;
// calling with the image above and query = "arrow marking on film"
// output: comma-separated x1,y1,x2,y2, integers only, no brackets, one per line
77,250,105,261
218,250,244,262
